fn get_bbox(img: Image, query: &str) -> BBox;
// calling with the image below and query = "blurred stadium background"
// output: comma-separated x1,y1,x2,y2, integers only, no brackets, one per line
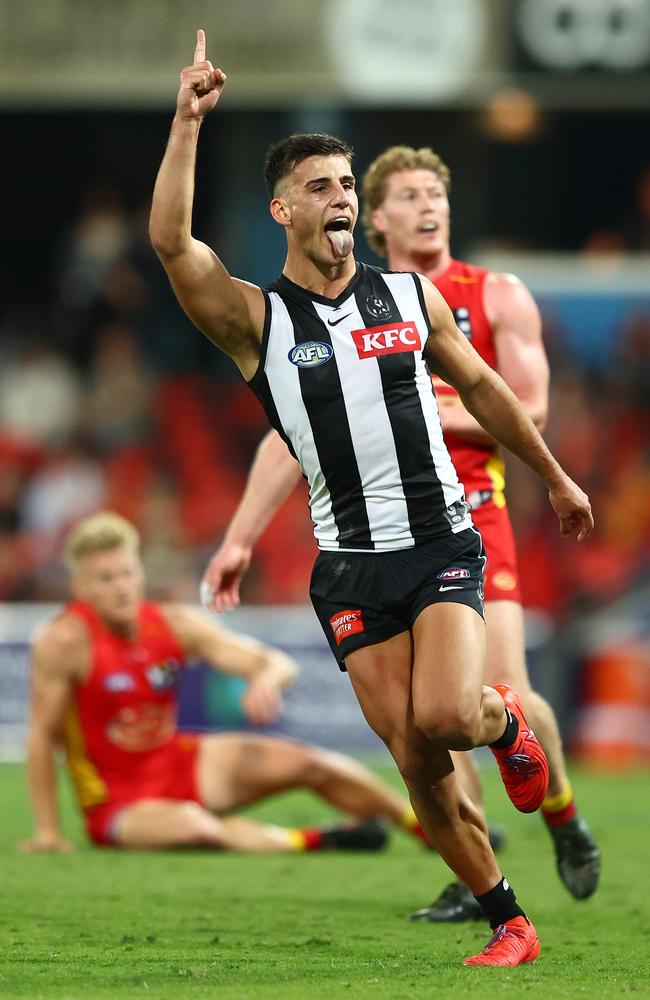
0,0,648,769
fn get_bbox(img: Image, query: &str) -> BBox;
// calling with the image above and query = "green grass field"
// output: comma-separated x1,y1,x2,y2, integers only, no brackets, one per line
1,761,648,1000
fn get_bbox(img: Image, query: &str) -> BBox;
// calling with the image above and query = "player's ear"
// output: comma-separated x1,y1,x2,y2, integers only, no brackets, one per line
371,207,388,237
270,197,291,228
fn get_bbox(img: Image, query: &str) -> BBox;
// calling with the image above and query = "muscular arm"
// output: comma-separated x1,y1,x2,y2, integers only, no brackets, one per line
201,430,303,612
19,617,87,852
437,272,549,444
149,29,264,379
164,605,298,726
421,279,593,540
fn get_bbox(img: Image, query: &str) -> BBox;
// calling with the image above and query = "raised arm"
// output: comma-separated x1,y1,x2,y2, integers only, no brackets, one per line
437,273,549,444
18,617,86,853
149,28,264,379
201,430,303,612
164,605,298,727
421,278,593,541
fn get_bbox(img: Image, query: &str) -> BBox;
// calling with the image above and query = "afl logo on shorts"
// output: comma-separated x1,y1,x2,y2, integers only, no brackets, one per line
288,342,333,367
437,568,470,581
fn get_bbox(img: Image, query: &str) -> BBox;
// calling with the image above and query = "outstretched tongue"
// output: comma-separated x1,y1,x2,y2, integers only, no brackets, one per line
326,229,354,259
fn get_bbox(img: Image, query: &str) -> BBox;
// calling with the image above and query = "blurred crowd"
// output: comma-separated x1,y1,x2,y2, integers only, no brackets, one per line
1,187,648,622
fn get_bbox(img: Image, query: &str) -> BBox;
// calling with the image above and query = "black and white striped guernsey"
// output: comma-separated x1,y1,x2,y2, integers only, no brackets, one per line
248,262,472,552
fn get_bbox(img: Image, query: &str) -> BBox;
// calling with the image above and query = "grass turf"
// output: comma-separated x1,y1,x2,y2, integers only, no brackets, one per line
1,762,648,999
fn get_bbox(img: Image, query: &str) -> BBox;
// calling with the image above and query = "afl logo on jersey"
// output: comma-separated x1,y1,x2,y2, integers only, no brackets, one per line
288,342,333,367
104,673,136,693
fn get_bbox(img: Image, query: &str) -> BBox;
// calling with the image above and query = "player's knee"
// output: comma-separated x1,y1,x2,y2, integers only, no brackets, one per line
175,803,224,847
388,739,434,789
413,703,481,750
294,747,339,789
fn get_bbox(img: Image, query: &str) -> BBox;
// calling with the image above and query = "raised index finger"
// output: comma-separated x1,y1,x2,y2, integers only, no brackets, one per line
194,28,206,64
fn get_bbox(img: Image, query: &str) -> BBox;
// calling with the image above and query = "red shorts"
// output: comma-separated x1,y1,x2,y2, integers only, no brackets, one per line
84,733,202,846
472,500,522,604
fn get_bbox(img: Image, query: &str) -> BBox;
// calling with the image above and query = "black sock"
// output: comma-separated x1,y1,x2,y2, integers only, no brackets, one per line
490,707,519,749
475,876,526,929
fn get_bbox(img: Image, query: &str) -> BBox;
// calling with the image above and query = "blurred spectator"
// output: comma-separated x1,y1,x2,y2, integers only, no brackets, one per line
0,339,82,448
138,477,202,602
57,184,132,311
20,444,106,541
85,322,154,452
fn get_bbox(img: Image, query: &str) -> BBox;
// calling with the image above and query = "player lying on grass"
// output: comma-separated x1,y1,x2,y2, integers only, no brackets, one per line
19,511,429,854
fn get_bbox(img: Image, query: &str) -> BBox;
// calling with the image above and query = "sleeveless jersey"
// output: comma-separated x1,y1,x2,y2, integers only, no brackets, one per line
249,262,471,552
62,601,186,811
433,259,506,505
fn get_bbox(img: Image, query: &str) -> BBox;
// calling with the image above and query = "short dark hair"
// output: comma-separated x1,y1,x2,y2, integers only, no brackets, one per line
264,133,354,197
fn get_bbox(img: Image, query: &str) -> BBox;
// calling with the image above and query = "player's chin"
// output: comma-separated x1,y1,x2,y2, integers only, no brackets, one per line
415,233,444,254
107,603,139,625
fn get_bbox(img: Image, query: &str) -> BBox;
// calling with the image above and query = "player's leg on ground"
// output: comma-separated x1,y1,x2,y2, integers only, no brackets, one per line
113,799,300,851
196,732,411,824
345,613,504,895
484,600,568,796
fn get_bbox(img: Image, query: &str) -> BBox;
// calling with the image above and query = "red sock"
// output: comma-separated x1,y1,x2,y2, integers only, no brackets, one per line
541,785,577,828
294,826,325,851
398,806,431,847
411,822,431,847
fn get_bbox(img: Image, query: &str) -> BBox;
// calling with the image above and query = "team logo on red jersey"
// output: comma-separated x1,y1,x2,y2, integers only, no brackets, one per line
329,609,364,645
106,703,176,752
146,659,182,691
351,322,419,359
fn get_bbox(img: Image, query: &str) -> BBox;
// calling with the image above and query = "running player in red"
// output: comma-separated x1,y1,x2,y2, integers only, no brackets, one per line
201,147,600,925
152,33,594,966
19,511,430,854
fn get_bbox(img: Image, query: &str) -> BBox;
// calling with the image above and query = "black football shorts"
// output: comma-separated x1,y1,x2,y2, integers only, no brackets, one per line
310,527,486,670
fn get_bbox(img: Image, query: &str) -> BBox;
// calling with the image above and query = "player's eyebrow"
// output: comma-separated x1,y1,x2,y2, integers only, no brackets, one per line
305,174,355,188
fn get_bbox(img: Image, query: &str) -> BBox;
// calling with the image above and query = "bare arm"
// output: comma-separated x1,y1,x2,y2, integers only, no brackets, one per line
421,279,593,541
201,430,303,612
164,605,298,726
18,617,87,853
149,29,264,379
437,272,549,444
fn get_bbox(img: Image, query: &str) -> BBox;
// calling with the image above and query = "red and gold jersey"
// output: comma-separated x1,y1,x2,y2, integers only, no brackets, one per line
433,258,506,505
62,601,187,811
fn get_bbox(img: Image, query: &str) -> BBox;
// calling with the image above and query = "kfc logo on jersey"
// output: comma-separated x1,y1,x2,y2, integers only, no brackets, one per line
288,341,333,367
351,322,420,359
437,568,471,581
329,609,365,645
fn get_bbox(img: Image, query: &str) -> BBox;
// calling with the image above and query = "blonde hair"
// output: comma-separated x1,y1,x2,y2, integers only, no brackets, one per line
362,145,451,257
64,511,140,572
